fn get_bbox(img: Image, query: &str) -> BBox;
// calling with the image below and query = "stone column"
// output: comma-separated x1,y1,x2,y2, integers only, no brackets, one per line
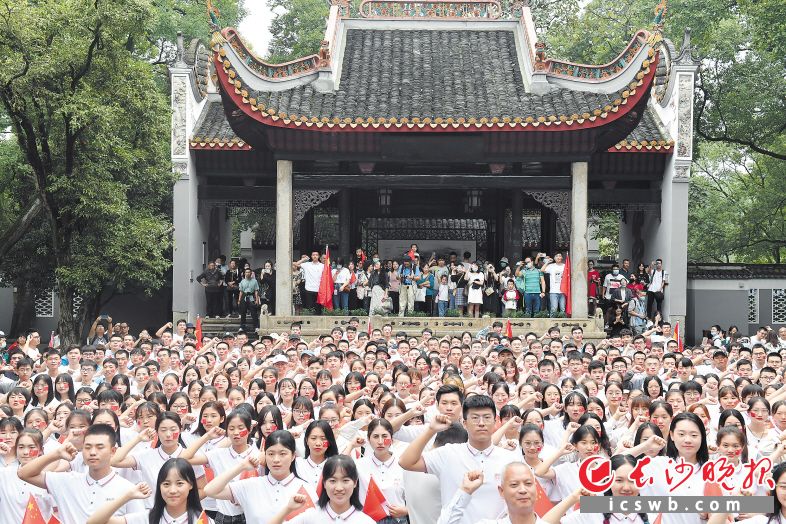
275,160,294,316
339,189,351,261
570,162,589,317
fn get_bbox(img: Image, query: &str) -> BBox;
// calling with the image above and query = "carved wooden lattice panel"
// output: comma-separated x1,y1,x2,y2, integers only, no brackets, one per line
747,289,759,324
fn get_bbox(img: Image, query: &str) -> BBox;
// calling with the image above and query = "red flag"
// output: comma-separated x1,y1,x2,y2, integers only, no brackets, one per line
47,516,60,524
196,511,210,524
317,245,334,310
367,317,372,337
533,480,554,517
363,477,388,520
48,331,55,349
316,474,323,497
673,321,684,353
560,255,572,316
22,495,46,524
285,485,316,520
505,319,513,339
195,316,203,350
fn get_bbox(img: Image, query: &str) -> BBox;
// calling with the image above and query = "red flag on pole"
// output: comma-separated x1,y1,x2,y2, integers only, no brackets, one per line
505,319,513,339
285,485,316,520
673,321,684,353
317,245,334,310
367,316,373,337
560,255,572,316
47,516,60,524
363,477,388,520
196,511,210,524
22,495,46,524
195,315,203,350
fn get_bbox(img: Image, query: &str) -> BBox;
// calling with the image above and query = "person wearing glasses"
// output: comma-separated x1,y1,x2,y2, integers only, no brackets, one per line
399,395,517,524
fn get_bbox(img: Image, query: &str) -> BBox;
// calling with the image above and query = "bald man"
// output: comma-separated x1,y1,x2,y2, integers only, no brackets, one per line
438,462,549,524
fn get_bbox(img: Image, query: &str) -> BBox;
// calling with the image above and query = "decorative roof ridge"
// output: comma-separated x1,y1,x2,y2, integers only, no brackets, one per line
214,28,329,82
213,41,660,132
358,0,504,19
543,30,651,82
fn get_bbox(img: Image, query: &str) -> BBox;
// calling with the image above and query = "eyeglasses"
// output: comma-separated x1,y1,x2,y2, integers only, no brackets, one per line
467,415,494,424
323,418,340,425
521,441,542,448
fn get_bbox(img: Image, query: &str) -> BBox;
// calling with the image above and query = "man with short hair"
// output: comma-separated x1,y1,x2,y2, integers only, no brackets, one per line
294,251,324,314
444,462,548,524
18,424,145,524
197,260,225,318
238,268,261,331
400,395,517,524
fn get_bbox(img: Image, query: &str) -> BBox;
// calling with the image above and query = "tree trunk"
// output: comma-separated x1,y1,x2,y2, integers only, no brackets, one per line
56,285,97,347
10,277,36,337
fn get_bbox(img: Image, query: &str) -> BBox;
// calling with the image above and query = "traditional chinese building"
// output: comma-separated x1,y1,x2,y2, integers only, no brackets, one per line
168,0,700,333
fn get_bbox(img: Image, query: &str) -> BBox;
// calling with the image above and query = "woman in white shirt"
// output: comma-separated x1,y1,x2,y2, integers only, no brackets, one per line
86,458,203,524
0,429,54,524
356,418,408,522
543,455,655,524
295,420,339,489
707,462,786,524
270,455,375,524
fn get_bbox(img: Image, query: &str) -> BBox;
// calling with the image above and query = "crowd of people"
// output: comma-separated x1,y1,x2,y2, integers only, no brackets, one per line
0,315,785,524
199,246,672,335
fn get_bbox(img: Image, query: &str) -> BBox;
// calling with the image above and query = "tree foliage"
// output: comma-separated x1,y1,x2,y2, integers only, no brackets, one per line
0,0,177,343
267,0,330,62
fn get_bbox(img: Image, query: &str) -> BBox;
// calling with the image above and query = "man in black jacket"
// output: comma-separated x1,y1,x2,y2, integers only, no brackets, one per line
225,259,241,318
197,261,225,318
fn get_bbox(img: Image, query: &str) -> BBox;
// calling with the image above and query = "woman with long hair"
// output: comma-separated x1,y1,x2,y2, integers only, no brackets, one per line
356,419,408,522
86,458,203,524
296,420,339,489
271,454,374,524
204,430,317,523
0,429,54,522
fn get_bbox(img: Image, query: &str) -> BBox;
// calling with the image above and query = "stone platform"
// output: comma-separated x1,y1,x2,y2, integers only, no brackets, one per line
257,314,607,341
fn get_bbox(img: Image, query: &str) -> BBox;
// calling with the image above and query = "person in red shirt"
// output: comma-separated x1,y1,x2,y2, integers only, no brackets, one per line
588,260,601,316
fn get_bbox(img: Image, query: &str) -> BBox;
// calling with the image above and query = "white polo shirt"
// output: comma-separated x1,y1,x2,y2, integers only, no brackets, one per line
44,470,145,524
357,452,406,510
288,506,376,524
423,442,518,524
0,467,54,524
206,445,255,516
229,473,317,523
295,456,325,489
130,446,205,509
125,509,195,524
300,262,324,293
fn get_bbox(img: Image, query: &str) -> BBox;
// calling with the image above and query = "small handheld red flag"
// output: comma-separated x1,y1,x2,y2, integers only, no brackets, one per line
363,477,388,520
673,321,684,353
195,316,203,350
196,510,210,524
47,516,60,524
317,245,335,310
22,495,46,524
560,255,572,316
531,471,558,516
285,485,316,520
505,319,513,339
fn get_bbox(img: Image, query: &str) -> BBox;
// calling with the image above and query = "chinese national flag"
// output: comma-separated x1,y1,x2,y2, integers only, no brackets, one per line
560,255,572,316
704,481,722,497
316,475,323,497
239,468,259,480
505,319,513,339
285,485,316,520
673,321,684,353
195,316,203,350
204,465,215,482
196,511,210,524
363,477,388,521
47,516,60,524
22,495,46,524
533,481,554,517
317,245,335,310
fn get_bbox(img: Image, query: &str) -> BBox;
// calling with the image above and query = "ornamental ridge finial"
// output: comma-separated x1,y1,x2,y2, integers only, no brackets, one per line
207,0,222,32
652,0,667,32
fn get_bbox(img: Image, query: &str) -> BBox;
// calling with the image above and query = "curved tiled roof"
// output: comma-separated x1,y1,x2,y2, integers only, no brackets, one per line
688,264,786,280
215,27,658,132
609,108,673,152
190,95,251,150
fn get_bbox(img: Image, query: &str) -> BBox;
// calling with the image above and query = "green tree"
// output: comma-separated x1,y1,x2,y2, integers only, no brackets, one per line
267,0,330,62
0,0,175,344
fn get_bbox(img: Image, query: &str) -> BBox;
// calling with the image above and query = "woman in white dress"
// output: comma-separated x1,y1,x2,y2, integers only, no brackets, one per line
466,263,485,318
86,458,203,524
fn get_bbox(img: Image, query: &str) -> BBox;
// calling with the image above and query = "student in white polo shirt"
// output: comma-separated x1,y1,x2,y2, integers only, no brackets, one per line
269,455,374,524
17,424,146,524
86,458,204,524
399,394,519,524
204,430,318,523
440,463,550,524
